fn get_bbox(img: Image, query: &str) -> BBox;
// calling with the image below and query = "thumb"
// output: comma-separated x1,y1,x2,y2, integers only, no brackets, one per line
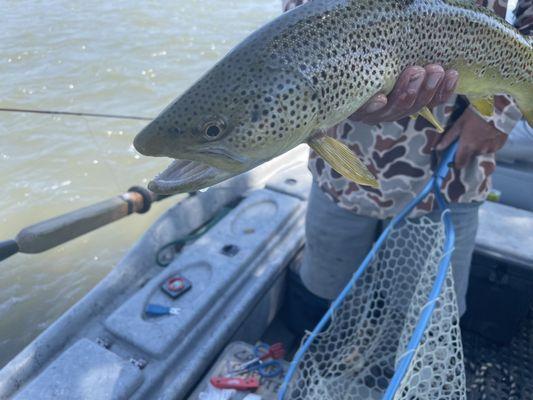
435,120,461,151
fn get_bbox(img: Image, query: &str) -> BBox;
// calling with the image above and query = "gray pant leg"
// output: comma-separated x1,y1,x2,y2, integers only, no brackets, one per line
445,202,480,316
300,183,380,300
301,183,480,315
403,203,479,316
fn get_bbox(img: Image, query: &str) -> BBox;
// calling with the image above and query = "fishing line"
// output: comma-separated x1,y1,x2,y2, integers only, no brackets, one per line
0,107,154,121
2,106,152,192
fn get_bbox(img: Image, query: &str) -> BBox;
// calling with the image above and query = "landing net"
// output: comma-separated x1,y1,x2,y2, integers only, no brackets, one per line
279,143,466,400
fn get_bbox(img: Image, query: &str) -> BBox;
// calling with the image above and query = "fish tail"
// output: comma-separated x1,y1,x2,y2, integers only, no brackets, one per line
456,65,533,126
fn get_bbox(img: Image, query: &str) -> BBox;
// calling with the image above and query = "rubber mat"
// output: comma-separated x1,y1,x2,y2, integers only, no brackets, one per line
463,306,533,400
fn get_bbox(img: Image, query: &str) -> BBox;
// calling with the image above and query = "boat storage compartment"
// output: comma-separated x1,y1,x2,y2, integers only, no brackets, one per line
13,339,143,400
104,190,302,356
462,201,533,343
190,341,290,399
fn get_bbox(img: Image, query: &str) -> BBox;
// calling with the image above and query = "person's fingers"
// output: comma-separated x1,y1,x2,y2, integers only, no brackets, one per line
353,66,457,124
380,66,426,121
494,131,508,150
478,138,494,154
455,140,478,168
484,133,507,154
430,69,459,107
409,64,444,113
436,120,462,151
353,93,388,117
361,67,425,123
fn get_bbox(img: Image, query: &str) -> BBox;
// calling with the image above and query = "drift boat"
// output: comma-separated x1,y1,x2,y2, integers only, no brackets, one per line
0,145,532,399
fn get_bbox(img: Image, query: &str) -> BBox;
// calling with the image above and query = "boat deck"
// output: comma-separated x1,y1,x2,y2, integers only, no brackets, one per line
463,305,533,400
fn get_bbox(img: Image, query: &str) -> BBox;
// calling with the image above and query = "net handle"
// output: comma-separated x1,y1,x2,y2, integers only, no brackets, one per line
278,142,459,400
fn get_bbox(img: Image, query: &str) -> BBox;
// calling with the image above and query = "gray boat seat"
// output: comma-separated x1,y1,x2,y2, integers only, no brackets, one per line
14,339,142,400
492,121,533,212
476,201,533,268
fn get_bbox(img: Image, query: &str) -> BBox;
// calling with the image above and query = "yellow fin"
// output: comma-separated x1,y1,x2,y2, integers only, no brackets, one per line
470,97,494,117
308,136,379,188
411,106,445,133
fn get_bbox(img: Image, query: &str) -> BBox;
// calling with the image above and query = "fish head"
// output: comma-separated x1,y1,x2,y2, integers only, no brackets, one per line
134,52,319,194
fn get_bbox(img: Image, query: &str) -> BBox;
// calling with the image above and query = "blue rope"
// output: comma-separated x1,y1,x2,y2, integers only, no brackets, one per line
278,142,459,400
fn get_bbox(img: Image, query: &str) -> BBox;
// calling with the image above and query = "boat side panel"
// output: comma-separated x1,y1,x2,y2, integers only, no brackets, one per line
13,339,142,400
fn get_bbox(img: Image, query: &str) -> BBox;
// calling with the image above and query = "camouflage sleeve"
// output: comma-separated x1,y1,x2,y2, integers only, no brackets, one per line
515,0,532,35
468,95,523,134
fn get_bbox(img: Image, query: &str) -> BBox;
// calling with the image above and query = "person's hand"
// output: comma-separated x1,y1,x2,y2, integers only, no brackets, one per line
435,107,508,168
351,65,459,124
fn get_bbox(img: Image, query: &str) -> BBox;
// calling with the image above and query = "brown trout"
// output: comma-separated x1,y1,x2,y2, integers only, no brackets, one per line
133,0,533,194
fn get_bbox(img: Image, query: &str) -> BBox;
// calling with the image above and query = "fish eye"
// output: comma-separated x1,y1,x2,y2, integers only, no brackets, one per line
206,125,221,137
202,118,226,140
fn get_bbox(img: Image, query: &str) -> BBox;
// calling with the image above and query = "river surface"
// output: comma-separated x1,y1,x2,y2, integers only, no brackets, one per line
0,0,280,367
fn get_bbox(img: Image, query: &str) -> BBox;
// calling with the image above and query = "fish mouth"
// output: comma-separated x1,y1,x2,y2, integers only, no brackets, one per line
148,159,240,195
194,145,248,169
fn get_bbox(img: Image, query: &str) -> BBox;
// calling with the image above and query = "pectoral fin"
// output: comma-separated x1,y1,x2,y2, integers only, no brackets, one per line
411,107,445,133
308,136,379,188
470,97,494,117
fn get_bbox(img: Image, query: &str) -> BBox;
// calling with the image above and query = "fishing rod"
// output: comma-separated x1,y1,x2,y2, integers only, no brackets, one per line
0,108,167,262
0,186,171,262
0,107,154,121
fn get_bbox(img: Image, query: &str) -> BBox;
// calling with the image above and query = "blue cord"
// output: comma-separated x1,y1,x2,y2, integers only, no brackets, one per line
278,142,459,400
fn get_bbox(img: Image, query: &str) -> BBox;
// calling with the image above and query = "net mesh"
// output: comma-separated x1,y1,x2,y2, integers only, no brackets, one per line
282,215,466,400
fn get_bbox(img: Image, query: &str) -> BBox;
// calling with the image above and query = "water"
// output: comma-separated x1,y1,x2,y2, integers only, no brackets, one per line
0,0,280,367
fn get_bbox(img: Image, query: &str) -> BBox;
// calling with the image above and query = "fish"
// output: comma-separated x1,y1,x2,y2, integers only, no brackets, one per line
133,0,533,194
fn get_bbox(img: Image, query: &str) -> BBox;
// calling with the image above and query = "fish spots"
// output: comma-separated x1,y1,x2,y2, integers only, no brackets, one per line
144,0,531,176
251,111,260,123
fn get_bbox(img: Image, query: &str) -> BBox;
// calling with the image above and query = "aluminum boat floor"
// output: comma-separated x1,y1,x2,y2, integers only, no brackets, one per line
254,308,533,400
463,305,533,400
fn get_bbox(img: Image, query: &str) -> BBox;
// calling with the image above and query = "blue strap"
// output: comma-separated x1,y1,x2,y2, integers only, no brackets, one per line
145,304,171,316
145,304,180,316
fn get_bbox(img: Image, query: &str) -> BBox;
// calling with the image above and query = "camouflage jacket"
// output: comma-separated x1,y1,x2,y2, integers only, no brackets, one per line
515,0,533,35
282,0,529,219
